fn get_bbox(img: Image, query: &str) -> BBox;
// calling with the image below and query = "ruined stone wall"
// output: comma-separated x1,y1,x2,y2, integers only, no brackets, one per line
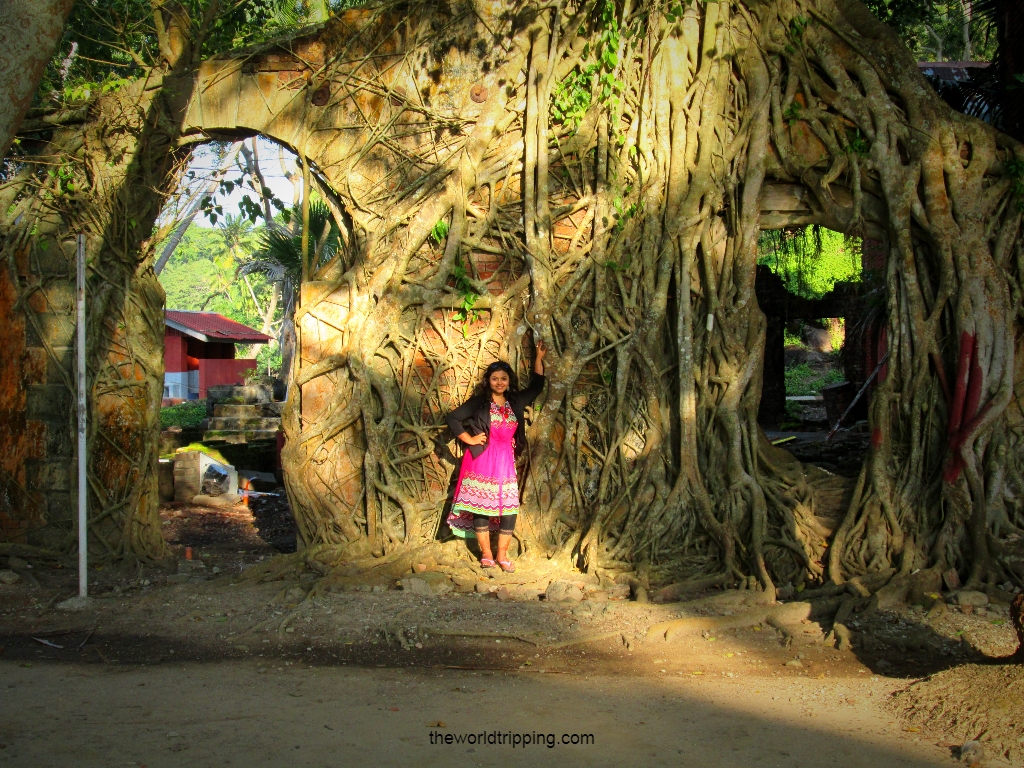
0,240,77,547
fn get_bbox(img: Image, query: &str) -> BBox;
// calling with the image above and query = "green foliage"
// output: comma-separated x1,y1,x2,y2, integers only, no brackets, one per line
160,226,222,265
255,343,284,378
861,0,997,62
430,219,450,245
158,225,274,334
846,128,870,158
161,258,219,307
550,0,626,130
785,363,845,396
1006,157,1024,212
783,101,802,126
789,15,810,42
36,0,370,111
450,253,480,338
551,67,596,130
433,217,479,335
612,193,641,233
758,226,861,300
245,198,339,284
663,3,686,23
160,400,207,429
171,442,230,466
46,161,79,194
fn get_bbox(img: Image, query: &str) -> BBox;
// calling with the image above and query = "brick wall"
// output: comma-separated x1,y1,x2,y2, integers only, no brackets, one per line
198,358,257,398
0,242,77,547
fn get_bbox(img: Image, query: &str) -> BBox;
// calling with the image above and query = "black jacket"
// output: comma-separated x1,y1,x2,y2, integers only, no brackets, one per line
446,374,545,459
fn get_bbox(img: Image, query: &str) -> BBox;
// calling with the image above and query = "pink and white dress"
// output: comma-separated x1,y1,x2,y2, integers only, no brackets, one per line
447,401,520,537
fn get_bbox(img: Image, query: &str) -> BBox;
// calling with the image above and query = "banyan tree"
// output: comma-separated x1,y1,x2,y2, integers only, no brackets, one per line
2,0,1023,596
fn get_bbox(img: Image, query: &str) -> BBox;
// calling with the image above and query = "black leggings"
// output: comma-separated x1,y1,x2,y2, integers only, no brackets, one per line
472,514,517,534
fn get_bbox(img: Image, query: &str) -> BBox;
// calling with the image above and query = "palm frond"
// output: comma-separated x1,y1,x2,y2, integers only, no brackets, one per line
237,198,341,286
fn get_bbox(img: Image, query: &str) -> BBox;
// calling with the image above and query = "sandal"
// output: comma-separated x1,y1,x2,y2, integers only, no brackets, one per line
480,557,496,568
497,559,516,573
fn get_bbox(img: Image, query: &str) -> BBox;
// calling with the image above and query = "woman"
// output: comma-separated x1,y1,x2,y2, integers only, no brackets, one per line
445,341,547,572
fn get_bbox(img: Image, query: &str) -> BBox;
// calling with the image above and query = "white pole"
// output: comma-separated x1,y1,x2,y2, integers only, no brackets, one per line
76,233,88,598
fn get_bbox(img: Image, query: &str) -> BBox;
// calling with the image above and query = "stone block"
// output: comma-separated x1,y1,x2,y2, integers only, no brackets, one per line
45,346,74,384
207,417,281,431
401,572,453,595
907,568,943,606
26,384,71,422
29,314,75,349
24,347,47,385
606,584,631,600
192,493,242,507
45,420,74,458
158,460,174,502
42,283,75,314
28,522,66,550
21,419,46,461
27,460,71,492
32,247,72,276
545,580,585,602
46,492,73,522
950,590,988,607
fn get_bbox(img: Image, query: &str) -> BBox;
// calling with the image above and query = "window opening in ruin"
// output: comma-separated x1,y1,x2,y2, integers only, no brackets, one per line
755,225,874,477
153,136,343,548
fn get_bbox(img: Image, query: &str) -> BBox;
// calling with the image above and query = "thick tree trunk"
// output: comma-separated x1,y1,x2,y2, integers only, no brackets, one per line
0,68,194,559
0,0,75,159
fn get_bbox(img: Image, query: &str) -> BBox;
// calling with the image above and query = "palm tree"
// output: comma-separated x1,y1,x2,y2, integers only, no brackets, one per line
237,198,340,381
198,213,255,310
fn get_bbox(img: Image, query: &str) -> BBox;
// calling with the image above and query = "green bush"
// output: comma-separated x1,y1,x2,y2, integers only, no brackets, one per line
160,400,207,429
172,442,229,466
785,363,844,396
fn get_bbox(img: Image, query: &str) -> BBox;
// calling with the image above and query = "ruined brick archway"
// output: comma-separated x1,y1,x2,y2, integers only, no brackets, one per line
4,1,1023,594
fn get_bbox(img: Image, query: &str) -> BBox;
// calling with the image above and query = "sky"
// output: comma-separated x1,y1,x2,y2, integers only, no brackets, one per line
162,137,301,230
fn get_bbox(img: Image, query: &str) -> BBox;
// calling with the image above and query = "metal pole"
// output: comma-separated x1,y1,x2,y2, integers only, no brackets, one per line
825,352,889,442
76,233,88,597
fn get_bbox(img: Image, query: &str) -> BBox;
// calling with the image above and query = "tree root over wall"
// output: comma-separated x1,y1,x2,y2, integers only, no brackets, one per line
4,0,1024,593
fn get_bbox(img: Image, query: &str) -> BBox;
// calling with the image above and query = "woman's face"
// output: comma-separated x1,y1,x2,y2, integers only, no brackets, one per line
488,370,510,396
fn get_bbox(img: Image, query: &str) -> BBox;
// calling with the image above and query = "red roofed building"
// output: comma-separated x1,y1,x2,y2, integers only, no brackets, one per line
164,311,271,401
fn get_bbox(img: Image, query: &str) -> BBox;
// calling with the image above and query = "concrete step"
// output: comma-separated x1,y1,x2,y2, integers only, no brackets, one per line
207,416,281,431
213,404,261,418
213,402,283,418
207,384,271,405
203,428,281,444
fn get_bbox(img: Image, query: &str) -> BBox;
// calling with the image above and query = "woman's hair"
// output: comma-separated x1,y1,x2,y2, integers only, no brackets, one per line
472,360,519,398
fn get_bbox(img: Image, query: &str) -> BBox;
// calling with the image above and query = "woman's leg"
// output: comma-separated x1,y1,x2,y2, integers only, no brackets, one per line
473,515,494,562
495,514,517,565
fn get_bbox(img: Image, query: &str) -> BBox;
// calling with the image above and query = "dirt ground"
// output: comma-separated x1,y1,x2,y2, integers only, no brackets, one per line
1,503,1021,767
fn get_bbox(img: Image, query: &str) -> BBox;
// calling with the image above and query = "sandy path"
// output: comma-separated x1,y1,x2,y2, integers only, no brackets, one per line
0,660,953,768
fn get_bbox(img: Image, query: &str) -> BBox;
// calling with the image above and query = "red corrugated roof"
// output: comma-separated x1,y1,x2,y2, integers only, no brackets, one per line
165,311,271,343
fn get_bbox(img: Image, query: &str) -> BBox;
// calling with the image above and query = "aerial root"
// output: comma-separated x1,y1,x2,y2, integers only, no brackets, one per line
1012,593,1023,659
646,596,846,642
420,626,542,646
651,572,734,603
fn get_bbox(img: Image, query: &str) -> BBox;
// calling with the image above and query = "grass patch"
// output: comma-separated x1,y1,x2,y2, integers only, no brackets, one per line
785,363,844,396
160,400,207,429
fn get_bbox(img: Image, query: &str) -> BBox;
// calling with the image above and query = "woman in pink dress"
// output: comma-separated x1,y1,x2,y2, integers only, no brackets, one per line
445,342,547,572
